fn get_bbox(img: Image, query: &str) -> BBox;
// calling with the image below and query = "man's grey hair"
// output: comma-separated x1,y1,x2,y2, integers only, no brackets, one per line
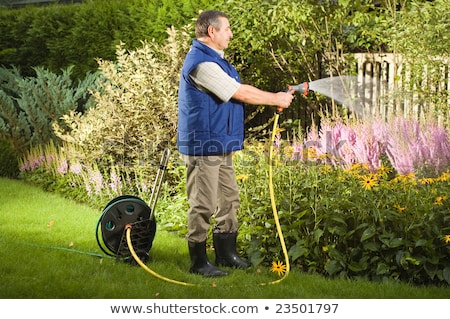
195,10,228,38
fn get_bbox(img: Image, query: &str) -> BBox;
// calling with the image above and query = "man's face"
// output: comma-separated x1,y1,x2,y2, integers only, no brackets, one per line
210,17,233,50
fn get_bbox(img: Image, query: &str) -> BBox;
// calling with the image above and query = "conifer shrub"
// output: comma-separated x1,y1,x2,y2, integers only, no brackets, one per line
0,66,98,155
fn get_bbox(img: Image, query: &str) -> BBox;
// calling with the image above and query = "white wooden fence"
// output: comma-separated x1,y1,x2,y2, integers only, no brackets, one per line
352,53,449,126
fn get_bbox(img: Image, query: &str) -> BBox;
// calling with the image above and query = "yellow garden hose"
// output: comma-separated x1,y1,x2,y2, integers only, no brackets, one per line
263,112,291,285
125,225,195,286
126,111,290,286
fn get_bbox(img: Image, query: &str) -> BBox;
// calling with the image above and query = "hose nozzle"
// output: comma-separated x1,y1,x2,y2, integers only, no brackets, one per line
276,82,309,114
290,82,309,96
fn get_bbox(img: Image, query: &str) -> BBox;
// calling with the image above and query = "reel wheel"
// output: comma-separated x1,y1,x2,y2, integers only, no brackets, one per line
97,195,156,261
95,148,170,264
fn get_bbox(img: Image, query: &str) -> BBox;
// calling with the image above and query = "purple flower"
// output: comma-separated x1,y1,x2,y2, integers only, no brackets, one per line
57,160,68,174
69,163,83,175
109,170,122,193
89,169,103,195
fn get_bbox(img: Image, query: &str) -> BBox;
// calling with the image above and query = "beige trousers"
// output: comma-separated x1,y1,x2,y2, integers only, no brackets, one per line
182,153,240,243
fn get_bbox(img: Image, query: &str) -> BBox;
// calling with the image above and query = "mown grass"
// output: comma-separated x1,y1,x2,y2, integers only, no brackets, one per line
0,177,448,299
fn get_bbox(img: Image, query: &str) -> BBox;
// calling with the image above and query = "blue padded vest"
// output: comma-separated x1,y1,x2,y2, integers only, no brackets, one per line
177,39,244,156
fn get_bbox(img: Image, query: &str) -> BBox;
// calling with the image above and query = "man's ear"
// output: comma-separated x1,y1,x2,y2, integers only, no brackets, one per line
207,25,216,37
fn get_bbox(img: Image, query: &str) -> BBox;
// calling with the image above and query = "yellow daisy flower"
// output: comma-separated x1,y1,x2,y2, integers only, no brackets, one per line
235,174,250,182
443,235,450,244
434,195,447,206
270,260,287,277
283,146,294,158
320,165,333,174
438,172,450,182
360,174,378,190
394,204,406,212
419,178,434,185
305,147,318,160
376,163,392,175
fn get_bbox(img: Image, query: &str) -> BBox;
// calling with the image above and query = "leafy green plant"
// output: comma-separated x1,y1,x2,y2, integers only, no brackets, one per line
234,140,450,285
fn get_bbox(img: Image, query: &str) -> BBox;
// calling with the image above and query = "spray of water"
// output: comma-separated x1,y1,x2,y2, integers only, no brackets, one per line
306,75,380,118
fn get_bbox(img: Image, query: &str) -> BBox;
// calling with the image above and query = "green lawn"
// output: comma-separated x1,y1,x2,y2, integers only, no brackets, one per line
0,177,449,299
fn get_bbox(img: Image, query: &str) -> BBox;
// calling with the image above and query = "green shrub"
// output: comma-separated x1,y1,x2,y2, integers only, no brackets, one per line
53,27,191,182
0,139,19,178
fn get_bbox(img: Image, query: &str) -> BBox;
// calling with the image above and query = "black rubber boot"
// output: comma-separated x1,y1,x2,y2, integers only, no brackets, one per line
213,232,251,269
188,241,228,277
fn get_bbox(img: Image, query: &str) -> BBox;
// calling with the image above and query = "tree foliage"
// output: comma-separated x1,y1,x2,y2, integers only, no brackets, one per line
354,0,450,119
2,0,449,132
219,0,388,134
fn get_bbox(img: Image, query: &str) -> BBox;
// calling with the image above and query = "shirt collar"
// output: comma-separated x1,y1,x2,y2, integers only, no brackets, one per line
196,39,225,58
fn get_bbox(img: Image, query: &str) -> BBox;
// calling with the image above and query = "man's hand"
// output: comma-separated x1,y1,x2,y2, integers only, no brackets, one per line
233,84,294,108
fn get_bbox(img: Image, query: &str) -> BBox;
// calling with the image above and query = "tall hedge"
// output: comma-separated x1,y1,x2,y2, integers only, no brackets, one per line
0,0,211,79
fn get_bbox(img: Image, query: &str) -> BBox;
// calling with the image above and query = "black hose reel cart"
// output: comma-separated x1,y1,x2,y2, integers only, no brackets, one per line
95,148,170,264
